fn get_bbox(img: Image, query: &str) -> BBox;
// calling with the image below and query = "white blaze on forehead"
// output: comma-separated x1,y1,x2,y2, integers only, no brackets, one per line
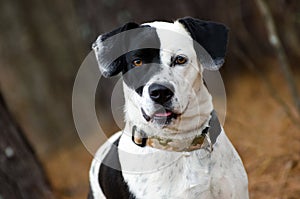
143,21,190,35
143,21,196,62
145,21,193,53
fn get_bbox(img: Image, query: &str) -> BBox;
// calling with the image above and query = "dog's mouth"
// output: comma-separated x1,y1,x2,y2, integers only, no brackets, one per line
141,108,178,125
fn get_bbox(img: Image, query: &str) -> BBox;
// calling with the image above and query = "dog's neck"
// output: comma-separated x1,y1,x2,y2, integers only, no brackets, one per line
124,109,221,152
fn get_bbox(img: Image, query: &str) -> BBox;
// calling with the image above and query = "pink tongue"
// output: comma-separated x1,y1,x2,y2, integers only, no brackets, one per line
154,111,172,117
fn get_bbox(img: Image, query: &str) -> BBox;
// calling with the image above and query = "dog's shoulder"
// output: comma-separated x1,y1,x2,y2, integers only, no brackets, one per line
89,132,122,198
89,131,136,199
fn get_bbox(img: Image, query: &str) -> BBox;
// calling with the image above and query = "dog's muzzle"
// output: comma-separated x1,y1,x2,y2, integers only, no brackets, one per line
141,83,177,125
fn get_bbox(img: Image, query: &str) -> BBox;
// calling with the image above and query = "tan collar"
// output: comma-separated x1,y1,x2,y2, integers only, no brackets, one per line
128,110,221,152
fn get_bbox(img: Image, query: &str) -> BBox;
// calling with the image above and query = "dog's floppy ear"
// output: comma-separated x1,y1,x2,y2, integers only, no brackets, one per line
92,22,140,77
178,17,229,70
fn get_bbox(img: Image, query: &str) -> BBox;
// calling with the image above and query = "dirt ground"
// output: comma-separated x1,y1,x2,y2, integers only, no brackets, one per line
44,69,300,199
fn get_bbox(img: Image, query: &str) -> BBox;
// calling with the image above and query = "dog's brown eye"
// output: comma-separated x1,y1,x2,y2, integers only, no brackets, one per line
175,55,187,65
133,59,143,67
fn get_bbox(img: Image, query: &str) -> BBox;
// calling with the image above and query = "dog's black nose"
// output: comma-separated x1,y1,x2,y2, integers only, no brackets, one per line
149,83,174,105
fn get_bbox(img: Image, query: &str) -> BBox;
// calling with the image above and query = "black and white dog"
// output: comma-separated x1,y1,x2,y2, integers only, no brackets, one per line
89,17,249,199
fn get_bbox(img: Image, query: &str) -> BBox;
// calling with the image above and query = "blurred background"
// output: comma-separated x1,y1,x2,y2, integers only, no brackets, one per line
0,0,299,198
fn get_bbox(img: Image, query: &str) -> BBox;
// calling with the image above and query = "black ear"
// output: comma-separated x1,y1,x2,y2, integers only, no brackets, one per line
92,22,140,77
178,17,229,70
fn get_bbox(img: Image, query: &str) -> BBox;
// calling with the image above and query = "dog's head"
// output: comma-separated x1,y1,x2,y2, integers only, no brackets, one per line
93,17,228,135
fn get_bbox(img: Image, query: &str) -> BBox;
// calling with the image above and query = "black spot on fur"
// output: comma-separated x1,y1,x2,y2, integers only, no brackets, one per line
98,137,136,199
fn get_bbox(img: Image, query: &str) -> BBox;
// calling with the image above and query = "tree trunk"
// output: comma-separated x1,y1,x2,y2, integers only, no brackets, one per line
0,93,55,199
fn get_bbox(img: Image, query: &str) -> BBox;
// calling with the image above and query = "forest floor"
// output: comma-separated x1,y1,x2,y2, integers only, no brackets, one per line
44,68,300,199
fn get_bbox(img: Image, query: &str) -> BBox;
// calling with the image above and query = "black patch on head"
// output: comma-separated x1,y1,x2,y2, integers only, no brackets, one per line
93,22,140,77
92,23,161,80
178,17,229,69
122,48,161,91
121,26,161,91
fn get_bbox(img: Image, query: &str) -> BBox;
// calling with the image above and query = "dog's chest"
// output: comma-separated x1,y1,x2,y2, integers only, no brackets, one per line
118,134,215,199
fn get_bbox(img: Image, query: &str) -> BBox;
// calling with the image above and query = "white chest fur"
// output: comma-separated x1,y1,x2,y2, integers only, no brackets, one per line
118,130,249,199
